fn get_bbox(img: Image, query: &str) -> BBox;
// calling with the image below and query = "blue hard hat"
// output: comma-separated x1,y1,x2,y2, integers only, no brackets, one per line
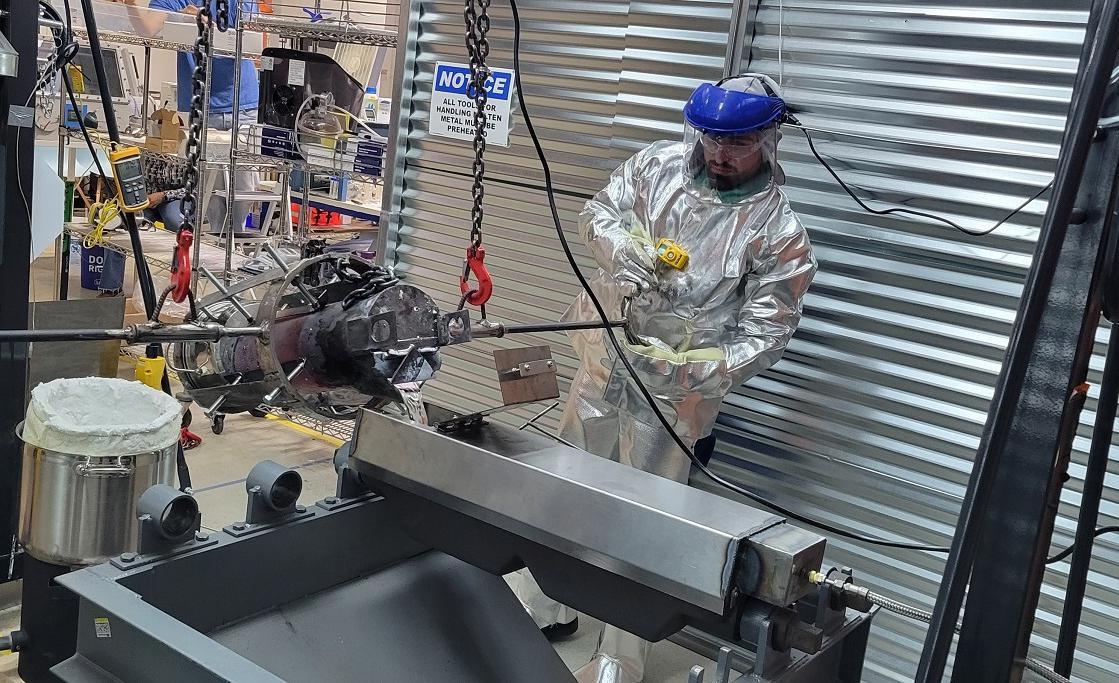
683,82,786,136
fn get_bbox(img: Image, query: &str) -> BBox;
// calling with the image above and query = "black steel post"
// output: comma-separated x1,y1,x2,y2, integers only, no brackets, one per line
15,557,79,682
917,0,1119,679
0,0,39,584
1053,330,1119,675
76,0,158,317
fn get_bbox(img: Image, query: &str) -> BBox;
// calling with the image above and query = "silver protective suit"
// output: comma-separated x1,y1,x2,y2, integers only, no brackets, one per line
511,138,816,683
561,138,815,478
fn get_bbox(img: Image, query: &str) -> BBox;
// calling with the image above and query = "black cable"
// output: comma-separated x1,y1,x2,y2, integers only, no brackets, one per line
796,123,1054,237
37,0,111,182
1047,526,1119,564
507,0,949,554
61,74,110,179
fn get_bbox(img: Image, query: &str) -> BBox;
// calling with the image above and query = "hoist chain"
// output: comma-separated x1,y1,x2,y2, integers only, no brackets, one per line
156,2,230,316
179,6,212,240
464,0,491,250
216,0,230,32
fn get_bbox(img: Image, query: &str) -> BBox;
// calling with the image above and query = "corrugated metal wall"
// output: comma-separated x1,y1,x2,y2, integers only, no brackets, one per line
391,0,734,431
390,0,1119,680
725,2,1118,682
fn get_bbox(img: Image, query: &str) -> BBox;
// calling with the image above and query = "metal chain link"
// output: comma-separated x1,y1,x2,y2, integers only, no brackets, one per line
216,0,230,32
179,6,212,237
464,0,492,250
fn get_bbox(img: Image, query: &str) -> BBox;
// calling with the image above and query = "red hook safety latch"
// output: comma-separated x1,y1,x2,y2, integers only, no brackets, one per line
169,229,194,304
459,245,493,307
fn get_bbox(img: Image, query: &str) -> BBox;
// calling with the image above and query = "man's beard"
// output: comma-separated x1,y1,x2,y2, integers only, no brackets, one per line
708,166,755,191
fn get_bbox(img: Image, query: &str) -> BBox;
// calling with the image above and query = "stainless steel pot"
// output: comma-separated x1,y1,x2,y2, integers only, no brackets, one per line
17,424,177,566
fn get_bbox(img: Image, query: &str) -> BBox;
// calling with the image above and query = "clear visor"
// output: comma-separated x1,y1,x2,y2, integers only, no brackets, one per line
683,123,778,204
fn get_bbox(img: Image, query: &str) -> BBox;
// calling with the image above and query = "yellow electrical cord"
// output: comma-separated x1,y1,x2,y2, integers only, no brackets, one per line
83,198,121,249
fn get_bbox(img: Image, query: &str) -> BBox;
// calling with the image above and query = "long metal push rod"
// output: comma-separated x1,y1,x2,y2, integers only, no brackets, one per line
472,319,629,337
0,325,264,344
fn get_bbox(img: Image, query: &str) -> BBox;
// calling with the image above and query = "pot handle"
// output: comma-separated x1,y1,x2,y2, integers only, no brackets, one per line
74,455,134,478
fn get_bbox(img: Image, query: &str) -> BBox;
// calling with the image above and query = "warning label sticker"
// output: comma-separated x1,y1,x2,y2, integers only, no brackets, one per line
428,62,514,147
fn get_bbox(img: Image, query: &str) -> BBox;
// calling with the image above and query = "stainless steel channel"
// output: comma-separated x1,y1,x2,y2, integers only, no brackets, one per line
351,408,825,611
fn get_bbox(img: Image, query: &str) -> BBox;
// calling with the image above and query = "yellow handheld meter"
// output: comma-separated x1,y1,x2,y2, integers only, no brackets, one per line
67,64,85,94
108,146,150,212
655,238,689,270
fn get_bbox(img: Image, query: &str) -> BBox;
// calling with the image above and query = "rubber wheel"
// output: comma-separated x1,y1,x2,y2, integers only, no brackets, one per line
211,414,225,435
249,408,268,418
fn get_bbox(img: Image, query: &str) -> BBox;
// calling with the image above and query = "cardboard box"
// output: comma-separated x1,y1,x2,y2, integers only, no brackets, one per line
147,107,185,154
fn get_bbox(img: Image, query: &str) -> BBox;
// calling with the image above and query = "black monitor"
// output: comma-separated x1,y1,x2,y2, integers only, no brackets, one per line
72,46,127,102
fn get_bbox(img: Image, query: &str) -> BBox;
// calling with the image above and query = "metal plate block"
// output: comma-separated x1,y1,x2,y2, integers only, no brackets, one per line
493,345,560,405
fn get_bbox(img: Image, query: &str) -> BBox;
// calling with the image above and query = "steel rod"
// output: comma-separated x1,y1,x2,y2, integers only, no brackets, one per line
0,325,264,343
472,319,628,337
205,374,243,417
198,265,255,323
224,21,244,285
141,46,151,130
262,243,322,308
264,358,307,403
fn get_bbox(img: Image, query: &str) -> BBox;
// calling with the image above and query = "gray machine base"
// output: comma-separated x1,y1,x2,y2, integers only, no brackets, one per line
211,552,571,683
53,496,573,683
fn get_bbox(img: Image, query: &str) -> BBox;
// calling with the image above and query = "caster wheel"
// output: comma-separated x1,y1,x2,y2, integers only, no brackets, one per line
249,408,268,418
211,415,225,435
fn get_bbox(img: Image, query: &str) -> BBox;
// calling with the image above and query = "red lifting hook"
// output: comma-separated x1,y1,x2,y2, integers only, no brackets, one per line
170,229,194,304
460,245,493,307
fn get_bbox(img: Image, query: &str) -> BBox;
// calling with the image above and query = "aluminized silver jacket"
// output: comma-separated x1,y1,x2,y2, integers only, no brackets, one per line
558,139,816,482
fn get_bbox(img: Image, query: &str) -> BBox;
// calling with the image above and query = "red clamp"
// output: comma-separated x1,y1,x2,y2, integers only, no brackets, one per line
459,245,493,307
170,229,194,304
180,426,202,450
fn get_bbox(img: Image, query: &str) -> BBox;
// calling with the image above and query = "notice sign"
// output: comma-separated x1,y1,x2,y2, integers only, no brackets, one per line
429,62,514,147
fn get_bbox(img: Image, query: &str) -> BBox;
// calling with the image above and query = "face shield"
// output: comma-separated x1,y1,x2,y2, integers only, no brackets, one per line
681,74,787,204
684,125,778,202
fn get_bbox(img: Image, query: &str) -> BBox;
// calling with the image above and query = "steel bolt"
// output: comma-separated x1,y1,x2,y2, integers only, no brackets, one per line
295,505,307,513
371,319,391,343
325,496,339,505
232,522,246,531
195,532,209,542
120,552,137,563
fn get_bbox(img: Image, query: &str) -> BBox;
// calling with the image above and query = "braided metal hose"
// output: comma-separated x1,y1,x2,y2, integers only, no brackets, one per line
809,573,1072,683
863,590,931,623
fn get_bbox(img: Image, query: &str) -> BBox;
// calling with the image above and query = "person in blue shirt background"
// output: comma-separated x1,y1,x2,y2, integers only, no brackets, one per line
115,0,260,234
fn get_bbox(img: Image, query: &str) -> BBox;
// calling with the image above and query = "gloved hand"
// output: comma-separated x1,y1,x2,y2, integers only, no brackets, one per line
624,343,725,366
612,216,657,296
625,343,685,365
622,342,728,396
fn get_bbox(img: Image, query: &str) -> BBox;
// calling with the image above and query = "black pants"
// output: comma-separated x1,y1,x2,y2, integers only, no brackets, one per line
693,432,717,467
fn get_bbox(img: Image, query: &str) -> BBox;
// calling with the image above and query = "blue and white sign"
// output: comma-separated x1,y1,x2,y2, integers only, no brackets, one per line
429,62,515,147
